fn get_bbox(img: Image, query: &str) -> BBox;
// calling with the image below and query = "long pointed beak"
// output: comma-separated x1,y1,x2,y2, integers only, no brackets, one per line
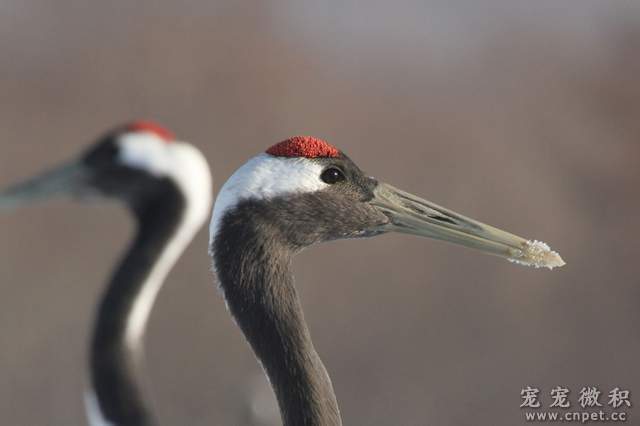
0,162,90,210
371,182,565,269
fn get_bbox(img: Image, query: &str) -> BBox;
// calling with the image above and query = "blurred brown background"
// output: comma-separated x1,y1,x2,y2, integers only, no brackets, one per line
1,1,639,425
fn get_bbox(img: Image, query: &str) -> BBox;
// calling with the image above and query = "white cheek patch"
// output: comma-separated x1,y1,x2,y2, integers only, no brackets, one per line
209,153,328,246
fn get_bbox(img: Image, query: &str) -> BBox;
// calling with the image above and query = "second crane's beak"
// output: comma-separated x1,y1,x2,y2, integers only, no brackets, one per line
371,182,565,269
0,161,91,210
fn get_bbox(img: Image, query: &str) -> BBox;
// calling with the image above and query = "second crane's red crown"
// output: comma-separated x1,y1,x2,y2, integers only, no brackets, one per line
127,120,175,143
266,136,340,159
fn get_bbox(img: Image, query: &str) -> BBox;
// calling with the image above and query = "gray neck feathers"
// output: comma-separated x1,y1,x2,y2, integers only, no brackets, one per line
212,200,342,426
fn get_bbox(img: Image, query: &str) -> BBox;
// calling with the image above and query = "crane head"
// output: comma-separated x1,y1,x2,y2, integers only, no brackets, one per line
210,136,564,269
0,121,212,219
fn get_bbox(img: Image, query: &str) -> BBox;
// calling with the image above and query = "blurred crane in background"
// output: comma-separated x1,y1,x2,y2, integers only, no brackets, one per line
0,121,212,425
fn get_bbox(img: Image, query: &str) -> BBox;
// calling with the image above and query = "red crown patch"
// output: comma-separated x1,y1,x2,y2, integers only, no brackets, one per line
266,136,340,158
127,120,175,142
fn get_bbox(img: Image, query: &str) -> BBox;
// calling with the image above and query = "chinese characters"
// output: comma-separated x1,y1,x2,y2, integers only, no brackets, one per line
520,386,631,409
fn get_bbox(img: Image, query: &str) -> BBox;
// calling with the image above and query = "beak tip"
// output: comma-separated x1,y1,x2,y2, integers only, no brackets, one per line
543,253,566,270
508,240,566,270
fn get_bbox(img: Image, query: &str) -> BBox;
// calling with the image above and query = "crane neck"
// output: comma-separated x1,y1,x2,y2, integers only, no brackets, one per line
212,205,342,426
89,181,187,426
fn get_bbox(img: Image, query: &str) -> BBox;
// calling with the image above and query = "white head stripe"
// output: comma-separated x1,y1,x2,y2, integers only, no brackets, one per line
116,133,213,347
84,390,114,426
209,153,328,246
117,133,174,175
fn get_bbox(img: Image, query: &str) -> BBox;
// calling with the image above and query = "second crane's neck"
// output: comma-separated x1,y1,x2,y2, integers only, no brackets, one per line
212,200,342,426
90,177,204,426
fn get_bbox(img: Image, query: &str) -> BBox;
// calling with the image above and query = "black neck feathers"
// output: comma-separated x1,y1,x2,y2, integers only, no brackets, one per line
90,178,185,425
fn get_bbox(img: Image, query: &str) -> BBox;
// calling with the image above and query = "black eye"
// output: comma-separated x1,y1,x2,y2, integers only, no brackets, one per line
320,167,345,184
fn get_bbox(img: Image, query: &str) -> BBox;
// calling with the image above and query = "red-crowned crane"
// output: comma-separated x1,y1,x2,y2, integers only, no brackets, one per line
1,121,212,425
209,136,564,426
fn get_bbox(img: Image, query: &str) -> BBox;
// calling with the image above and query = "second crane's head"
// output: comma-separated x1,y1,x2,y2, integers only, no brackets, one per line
0,121,212,221
210,136,564,268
